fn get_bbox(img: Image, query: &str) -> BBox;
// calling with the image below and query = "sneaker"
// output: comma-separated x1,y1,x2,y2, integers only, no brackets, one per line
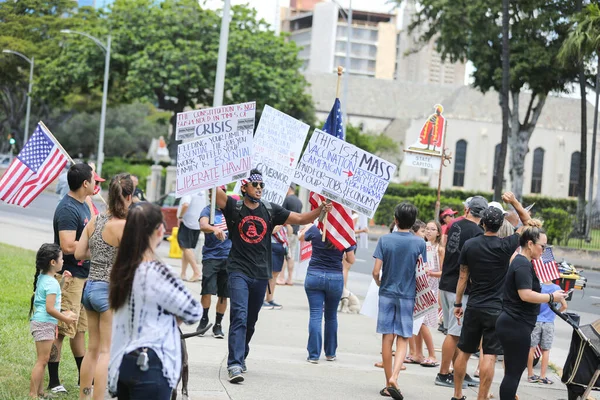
464,374,480,387
268,300,283,310
262,301,274,309
307,358,319,364
241,361,247,373
326,356,336,361
435,373,467,389
196,318,209,335
228,368,244,383
49,385,68,394
213,324,225,339
527,375,540,383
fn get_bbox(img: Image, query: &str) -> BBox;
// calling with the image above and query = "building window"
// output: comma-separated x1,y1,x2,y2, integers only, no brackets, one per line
453,140,467,187
531,147,544,194
569,151,580,197
492,143,501,189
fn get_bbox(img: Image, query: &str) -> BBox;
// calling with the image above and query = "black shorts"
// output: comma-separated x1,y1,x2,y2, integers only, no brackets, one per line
201,258,229,298
177,224,200,249
458,307,503,355
271,241,286,273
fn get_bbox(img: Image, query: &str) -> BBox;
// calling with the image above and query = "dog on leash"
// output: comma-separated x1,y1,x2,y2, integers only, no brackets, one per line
172,324,211,400
339,287,361,314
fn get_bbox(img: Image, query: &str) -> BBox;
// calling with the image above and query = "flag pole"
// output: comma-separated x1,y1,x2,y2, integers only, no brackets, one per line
322,66,344,242
39,121,108,206
434,119,448,220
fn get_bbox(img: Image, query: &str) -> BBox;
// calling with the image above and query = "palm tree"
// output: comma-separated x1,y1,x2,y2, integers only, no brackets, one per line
559,2,600,239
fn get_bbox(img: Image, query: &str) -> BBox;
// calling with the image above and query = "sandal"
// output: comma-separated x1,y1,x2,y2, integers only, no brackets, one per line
539,377,553,384
387,386,404,400
404,355,421,364
420,358,439,367
527,375,540,383
380,388,391,397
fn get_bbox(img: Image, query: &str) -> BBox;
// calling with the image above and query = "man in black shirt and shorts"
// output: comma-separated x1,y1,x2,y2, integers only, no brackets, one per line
213,169,331,383
436,196,488,389
451,192,530,400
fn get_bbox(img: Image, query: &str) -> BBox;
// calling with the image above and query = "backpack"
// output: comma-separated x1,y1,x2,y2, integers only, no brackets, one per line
233,199,273,227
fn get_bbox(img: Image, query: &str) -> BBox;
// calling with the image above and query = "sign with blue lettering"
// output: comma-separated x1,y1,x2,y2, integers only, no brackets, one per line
175,101,256,141
293,128,396,218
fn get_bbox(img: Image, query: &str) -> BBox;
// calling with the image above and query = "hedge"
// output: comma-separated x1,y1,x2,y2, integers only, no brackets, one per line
100,158,155,192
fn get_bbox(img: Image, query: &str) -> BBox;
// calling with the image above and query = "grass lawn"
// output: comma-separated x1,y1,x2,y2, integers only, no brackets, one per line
565,228,600,251
0,243,79,400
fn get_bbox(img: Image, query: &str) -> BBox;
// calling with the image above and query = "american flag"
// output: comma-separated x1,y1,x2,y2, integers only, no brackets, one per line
532,246,561,283
0,124,68,208
214,211,228,238
309,98,356,251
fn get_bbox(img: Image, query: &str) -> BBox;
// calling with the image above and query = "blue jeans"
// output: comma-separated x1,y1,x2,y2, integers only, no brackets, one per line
82,280,110,313
117,349,172,400
227,271,269,370
304,270,344,360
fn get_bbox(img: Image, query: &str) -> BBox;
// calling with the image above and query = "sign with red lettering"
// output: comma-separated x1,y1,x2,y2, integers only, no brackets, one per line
413,255,437,318
300,240,312,262
175,102,256,141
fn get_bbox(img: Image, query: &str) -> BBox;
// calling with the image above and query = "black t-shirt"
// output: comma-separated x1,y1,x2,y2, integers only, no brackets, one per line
282,194,303,234
439,218,483,293
133,187,146,201
502,254,542,327
53,195,91,278
223,196,290,279
458,234,520,310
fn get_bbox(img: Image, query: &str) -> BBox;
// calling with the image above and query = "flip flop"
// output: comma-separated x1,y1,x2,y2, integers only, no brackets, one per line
380,388,391,397
404,356,421,364
189,276,202,282
420,359,439,367
387,386,404,400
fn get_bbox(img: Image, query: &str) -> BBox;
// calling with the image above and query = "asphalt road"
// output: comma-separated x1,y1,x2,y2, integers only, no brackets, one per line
352,239,600,315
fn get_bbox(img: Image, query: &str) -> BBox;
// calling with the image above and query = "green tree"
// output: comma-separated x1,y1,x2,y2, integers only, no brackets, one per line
396,0,580,200
559,2,600,235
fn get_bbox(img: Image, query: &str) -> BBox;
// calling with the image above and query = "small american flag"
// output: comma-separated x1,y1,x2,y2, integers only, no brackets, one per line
309,98,356,251
532,246,561,283
0,123,68,208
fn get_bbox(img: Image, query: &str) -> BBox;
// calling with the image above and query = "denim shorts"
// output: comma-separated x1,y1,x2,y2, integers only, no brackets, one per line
377,295,415,338
82,280,110,313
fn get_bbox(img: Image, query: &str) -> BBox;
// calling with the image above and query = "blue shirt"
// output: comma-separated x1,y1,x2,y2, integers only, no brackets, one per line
200,206,231,260
305,225,355,273
31,274,61,324
374,232,427,299
537,283,561,323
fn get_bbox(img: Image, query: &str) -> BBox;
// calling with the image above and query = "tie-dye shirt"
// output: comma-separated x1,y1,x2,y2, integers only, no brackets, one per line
108,260,201,394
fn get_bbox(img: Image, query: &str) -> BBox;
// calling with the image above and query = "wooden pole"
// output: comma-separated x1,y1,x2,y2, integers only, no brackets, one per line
434,120,448,220
322,66,345,242
40,121,108,206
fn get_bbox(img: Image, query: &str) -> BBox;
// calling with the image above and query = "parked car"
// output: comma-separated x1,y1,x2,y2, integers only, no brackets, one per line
154,192,180,236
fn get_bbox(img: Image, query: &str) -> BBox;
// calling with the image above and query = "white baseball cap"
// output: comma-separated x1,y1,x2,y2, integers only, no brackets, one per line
489,201,508,215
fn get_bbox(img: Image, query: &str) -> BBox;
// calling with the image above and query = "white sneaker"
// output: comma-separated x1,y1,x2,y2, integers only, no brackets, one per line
49,385,68,393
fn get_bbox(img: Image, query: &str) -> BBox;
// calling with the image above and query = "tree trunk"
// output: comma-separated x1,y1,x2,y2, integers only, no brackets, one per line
576,0,587,235
494,0,510,201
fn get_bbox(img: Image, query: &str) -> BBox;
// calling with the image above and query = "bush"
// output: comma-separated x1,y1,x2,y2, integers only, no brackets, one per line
374,194,464,226
540,208,573,245
101,158,153,191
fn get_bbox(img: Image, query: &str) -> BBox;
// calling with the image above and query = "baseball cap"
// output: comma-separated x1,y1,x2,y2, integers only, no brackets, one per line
482,206,505,230
463,196,473,207
93,172,105,182
440,208,458,218
467,196,488,217
290,183,297,190
489,201,508,215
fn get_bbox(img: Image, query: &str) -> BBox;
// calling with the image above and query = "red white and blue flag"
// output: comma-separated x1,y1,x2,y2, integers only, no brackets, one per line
309,98,356,251
532,246,561,283
0,123,68,208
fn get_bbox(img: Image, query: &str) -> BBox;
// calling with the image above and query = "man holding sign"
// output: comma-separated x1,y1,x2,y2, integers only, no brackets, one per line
212,169,332,384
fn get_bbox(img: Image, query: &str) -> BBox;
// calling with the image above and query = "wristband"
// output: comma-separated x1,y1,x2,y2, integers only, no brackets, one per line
548,293,554,303
454,303,462,308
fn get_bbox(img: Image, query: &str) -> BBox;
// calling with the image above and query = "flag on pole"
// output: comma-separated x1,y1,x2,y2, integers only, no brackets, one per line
309,98,356,251
532,246,561,283
0,123,68,208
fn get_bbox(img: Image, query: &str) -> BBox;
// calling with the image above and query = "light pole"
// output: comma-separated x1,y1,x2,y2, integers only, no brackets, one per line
61,29,111,176
3,50,34,143
331,0,352,138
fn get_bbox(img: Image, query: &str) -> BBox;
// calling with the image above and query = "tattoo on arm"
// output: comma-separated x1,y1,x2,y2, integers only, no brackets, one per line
49,344,59,362
460,264,469,273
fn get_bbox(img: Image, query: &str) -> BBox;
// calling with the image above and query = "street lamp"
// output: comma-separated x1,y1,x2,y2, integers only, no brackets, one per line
61,29,111,176
331,0,352,138
3,50,34,143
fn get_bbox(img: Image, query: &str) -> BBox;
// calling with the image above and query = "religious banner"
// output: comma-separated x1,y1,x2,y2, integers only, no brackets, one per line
175,129,252,197
251,105,309,205
413,255,437,318
175,101,256,141
293,128,396,218
404,104,446,171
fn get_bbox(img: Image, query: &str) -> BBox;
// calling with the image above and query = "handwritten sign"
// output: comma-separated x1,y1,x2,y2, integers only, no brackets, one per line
175,102,256,141
252,105,309,205
413,256,437,318
176,129,253,197
293,129,396,218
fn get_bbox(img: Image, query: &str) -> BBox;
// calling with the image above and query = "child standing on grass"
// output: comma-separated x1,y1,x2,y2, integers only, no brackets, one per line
526,280,568,384
29,243,77,399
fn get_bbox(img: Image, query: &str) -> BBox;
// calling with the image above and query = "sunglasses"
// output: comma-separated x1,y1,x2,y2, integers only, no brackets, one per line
250,182,265,188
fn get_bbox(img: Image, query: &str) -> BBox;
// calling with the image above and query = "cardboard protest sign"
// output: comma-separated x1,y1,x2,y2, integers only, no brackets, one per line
175,129,252,197
293,128,396,219
251,105,309,205
413,255,437,319
404,104,446,171
175,102,256,141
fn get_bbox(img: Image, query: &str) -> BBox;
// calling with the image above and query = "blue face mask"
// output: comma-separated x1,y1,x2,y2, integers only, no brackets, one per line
243,191,260,203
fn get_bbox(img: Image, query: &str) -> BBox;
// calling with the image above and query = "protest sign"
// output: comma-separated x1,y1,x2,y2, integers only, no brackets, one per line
403,104,446,171
175,102,256,141
299,240,312,262
293,128,396,218
175,129,252,197
251,105,309,205
413,255,437,319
